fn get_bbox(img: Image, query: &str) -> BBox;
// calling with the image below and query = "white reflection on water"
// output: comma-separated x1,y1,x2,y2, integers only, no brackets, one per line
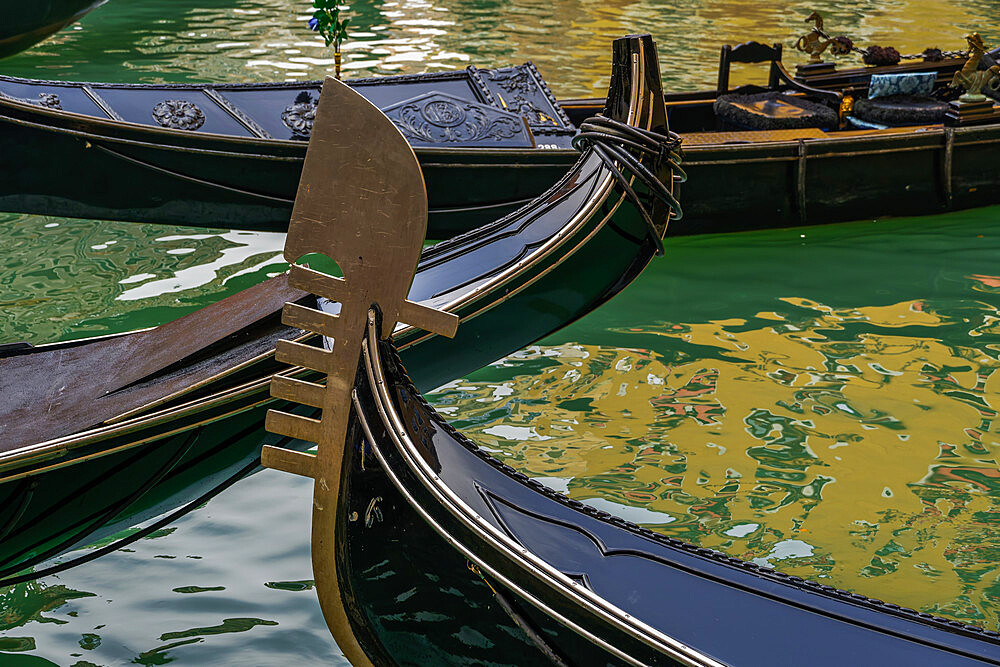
1,471,348,665
116,231,286,301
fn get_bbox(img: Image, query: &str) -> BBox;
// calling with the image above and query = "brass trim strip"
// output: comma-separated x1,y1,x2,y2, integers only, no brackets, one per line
417,161,573,169
429,195,536,214
950,136,1000,148
0,397,268,483
0,112,303,160
352,386,653,667
687,156,798,166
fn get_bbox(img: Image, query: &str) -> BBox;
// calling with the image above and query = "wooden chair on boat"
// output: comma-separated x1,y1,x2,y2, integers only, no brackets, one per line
714,41,842,131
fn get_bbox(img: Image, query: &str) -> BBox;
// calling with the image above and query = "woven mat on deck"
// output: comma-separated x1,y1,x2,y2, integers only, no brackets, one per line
680,128,828,146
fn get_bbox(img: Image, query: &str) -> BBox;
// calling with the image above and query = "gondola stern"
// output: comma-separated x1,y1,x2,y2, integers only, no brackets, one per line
603,34,668,133
579,34,681,255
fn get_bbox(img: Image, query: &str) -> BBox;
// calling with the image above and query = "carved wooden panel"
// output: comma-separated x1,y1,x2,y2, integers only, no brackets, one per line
382,91,535,147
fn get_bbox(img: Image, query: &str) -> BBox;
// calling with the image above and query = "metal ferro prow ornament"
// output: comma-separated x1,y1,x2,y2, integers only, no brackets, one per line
261,76,459,665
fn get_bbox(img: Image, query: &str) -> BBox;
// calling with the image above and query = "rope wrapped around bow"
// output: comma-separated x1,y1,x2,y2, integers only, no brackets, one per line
573,116,685,257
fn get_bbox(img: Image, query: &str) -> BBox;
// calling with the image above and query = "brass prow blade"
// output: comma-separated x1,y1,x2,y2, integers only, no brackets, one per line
261,76,458,665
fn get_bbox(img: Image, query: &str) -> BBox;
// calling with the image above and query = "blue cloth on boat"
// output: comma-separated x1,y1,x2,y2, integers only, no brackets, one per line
845,115,888,130
867,72,937,99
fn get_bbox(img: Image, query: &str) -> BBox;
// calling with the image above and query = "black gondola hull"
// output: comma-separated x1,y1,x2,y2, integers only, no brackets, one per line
0,65,578,236
5,49,1000,237
341,331,1000,665
0,111,576,234
0,0,105,59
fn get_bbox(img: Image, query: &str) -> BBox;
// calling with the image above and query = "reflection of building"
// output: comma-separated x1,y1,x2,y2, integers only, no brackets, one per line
11,0,999,97
430,293,1000,630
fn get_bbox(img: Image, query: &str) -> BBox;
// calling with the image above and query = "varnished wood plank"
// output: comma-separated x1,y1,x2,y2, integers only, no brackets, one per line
0,274,306,452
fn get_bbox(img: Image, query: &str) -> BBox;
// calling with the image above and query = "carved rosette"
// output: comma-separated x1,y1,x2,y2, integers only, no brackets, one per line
36,93,62,110
152,99,206,131
282,93,317,138
388,94,523,144
2,91,62,110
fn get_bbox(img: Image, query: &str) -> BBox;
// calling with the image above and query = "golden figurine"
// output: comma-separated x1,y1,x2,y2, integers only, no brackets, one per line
795,11,852,64
951,33,1000,102
839,94,855,119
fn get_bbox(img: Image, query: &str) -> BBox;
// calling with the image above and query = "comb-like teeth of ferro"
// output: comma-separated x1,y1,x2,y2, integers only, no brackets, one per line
398,299,460,338
270,375,325,408
275,339,337,374
261,444,317,478
265,409,322,444
281,302,341,338
288,264,348,301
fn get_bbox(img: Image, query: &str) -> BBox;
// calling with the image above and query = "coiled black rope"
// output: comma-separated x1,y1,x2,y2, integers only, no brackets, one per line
573,115,685,257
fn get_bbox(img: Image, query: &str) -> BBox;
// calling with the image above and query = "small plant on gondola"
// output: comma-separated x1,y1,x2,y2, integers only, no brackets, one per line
309,0,350,80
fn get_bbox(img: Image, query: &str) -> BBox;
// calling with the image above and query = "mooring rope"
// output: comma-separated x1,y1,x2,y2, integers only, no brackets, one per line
573,115,684,257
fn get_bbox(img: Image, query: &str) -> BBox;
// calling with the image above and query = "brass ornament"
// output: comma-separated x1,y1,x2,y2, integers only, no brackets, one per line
794,11,852,64
839,94,855,119
796,11,829,63
951,33,1000,103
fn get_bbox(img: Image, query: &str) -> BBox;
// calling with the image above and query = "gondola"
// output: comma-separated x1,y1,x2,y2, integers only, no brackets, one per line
258,38,1000,666
0,34,997,236
0,0,106,59
0,61,578,237
333,305,1000,666
0,34,680,582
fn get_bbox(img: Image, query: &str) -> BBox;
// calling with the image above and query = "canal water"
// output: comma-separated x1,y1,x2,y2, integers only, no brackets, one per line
2,0,1000,663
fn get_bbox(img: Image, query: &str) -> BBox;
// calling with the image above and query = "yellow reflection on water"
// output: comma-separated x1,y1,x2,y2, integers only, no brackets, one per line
431,289,1000,629
10,0,1000,96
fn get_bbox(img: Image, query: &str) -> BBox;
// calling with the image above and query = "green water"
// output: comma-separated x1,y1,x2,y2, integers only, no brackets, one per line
2,0,1000,663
